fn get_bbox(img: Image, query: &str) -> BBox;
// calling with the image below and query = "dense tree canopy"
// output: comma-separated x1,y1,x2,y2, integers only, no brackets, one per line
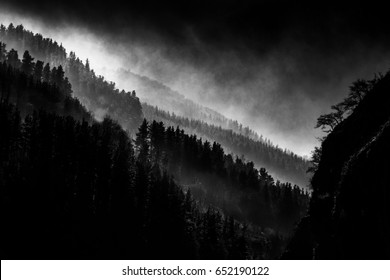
0,43,262,259
0,42,308,259
143,103,311,187
0,24,310,190
0,24,143,133
133,119,310,234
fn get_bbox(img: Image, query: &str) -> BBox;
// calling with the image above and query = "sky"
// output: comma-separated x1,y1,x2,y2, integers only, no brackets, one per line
1,0,390,157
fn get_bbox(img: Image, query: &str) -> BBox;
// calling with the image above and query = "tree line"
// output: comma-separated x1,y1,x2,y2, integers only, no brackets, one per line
0,41,285,259
1,23,143,133
1,23,310,188
135,118,310,235
2,100,272,259
143,103,311,188
1,26,310,258
0,42,90,121
117,69,263,141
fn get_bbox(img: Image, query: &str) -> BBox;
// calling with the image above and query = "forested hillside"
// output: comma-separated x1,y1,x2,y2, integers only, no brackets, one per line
143,103,310,187
0,42,91,121
1,42,310,259
117,68,262,140
135,118,310,235
1,0,388,264
0,43,268,259
283,71,390,259
0,23,143,133
0,23,312,253
0,24,310,187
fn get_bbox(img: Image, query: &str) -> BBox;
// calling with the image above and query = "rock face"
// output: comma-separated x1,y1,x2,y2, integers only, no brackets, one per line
283,71,390,259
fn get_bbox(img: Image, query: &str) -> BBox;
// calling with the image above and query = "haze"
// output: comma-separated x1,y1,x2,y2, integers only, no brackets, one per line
1,0,389,157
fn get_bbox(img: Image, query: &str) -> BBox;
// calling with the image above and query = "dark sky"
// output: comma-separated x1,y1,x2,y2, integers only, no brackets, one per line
1,0,390,155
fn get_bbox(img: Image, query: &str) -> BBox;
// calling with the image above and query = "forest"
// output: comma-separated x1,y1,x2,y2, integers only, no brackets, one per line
1,0,390,265
0,40,309,259
143,103,310,187
0,23,143,133
117,68,263,140
0,24,310,188
3,22,387,260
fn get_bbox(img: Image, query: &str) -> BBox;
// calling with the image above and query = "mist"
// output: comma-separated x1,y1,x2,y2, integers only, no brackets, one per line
1,0,390,157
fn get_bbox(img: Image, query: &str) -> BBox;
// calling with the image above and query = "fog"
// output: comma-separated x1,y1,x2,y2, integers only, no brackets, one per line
1,1,390,157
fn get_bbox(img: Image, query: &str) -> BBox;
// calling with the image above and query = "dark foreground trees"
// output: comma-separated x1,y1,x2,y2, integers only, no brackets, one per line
0,101,254,259
0,41,308,259
0,44,271,259
136,119,310,235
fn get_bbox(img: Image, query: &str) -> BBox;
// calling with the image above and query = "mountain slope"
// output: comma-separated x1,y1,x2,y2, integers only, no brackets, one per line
1,24,309,188
1,44,265,260
143,103,310,187
1,25,311,249
283,70,390,259
117,68,262,140
0,23,143,133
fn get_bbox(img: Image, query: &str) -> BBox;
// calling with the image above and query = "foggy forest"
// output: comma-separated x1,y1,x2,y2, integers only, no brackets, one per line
0,0,389,260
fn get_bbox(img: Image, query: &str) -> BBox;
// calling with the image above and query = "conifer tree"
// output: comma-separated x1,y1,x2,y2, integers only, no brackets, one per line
6,49,20,68
33,60,44,81
42,63,51,83
135,119,150,164
21,50,34,76
0,42,6,62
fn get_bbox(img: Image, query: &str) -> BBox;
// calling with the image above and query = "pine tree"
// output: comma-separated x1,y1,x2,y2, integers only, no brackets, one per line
85,59,90,72
56,65,65,88
6,49,20,69
0,42,6,62
21,50,34,76
149,120,165,165
42,63,51,83
135,119,150,164
33,60,44,81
